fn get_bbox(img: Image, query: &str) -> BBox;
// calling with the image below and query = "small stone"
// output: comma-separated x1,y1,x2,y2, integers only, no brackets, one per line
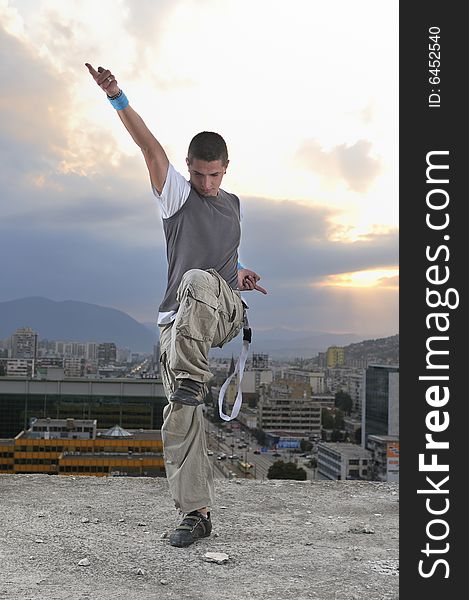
219,506,228,510
92,518,99,524
349,525,375,534
81,517,90,523
160,579,168,585
35,539,44,544
373,513,383,517
204,552,229,564
213,532,219,537
118,518,125,522
37,513,45,518
160,531,169,539
306,510,312,514
137,522,147,527
78,558,90,567
136,568,146,576
305,521,312,525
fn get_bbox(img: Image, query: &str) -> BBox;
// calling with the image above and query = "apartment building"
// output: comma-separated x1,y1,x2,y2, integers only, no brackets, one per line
317,442,371,480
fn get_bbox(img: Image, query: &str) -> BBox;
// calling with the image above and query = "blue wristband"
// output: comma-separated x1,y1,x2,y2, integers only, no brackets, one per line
108,90,129,110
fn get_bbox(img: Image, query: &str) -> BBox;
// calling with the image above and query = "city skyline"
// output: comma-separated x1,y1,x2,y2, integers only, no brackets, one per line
0,0,398,337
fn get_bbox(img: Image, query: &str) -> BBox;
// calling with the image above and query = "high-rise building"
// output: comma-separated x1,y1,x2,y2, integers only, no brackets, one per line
326,346,345,368
98,343,117,365
361,364,399,447
317,352,326,368
257,381,334,439
86,342,99,360
11,327,38,360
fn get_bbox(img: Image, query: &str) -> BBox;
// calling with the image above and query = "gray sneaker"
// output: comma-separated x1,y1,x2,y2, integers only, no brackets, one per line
170,379,207,406
169,510,212,547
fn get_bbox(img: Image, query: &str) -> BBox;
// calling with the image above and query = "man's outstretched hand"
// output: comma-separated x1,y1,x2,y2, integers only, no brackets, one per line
238,268,267,295
85,63,120,97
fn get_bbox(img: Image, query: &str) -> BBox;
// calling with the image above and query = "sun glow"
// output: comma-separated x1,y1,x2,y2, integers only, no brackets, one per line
317,268,399,289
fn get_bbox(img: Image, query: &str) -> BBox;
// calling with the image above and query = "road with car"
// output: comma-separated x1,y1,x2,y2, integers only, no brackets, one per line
203,417,316,480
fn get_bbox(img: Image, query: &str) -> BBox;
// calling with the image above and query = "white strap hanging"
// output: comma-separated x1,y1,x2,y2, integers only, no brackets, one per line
218,312,251,421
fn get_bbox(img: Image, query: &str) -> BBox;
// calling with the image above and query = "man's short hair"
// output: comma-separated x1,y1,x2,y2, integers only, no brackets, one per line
187,131,229,165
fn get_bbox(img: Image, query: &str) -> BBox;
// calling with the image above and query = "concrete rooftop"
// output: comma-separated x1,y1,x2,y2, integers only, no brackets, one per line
0,474,399,600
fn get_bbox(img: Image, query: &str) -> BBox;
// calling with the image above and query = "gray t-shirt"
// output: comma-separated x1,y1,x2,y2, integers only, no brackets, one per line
153,164,241,320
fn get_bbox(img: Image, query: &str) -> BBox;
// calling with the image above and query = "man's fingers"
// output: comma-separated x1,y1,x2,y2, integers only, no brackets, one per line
85,63,110,84
85,62,98,77
241,277,267,294
96,68,111,85
254,284,268,295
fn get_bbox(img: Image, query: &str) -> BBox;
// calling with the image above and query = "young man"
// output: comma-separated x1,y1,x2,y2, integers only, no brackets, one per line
85,63,267,547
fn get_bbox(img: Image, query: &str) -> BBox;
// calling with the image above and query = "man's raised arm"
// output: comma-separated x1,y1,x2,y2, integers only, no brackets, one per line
85,63,169,194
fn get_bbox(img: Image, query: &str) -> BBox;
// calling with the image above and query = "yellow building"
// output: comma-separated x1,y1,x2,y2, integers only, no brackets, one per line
0,418,164,477
326,346,345,368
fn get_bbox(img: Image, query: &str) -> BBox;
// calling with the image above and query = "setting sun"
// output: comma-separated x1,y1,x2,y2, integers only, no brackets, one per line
317,268,399,289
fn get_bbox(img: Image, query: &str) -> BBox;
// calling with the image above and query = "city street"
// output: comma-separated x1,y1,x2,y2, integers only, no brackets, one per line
203,416,317,480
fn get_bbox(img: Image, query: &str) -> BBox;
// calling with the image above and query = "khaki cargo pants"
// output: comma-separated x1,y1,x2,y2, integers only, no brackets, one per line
159,268,244,513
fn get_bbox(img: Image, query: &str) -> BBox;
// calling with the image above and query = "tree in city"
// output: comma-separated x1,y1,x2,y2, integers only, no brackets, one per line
323,407,344,430
267,460,307,481
335,390,353,415
330,429,344,442
300,439,313,452
321,408,335,429
306,456,317,470
334,409,345,430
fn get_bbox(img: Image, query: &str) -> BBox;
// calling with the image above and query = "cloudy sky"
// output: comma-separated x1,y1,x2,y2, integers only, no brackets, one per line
0,0,398,338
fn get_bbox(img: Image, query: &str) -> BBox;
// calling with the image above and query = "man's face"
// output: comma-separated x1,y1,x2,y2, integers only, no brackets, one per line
186,158,228,197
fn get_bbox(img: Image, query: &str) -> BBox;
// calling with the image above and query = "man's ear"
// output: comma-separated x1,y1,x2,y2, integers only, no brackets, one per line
185,157,190,169
224,159,230,174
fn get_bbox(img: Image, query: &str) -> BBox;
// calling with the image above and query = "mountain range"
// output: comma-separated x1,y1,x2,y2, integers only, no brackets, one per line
0,297,395,358
0,297,157,353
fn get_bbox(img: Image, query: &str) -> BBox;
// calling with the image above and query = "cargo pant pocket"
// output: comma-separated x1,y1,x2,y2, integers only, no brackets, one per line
216,297,245,348
159,351,175,397
175,285,219,342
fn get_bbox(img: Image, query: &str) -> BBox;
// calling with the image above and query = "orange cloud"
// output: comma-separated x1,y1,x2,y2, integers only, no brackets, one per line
315,268,399,289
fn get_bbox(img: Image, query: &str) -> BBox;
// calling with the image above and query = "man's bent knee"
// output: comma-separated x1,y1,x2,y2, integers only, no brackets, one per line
178,269,215,298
